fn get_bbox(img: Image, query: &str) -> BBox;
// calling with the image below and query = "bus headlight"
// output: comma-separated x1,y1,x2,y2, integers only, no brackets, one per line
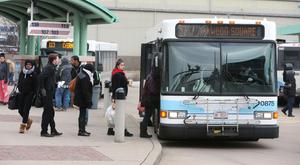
254,111,272,119
168,111,187,119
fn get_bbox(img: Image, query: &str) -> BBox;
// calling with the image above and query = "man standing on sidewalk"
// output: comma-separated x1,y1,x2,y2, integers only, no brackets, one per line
40,53,63,137
0,53,9,105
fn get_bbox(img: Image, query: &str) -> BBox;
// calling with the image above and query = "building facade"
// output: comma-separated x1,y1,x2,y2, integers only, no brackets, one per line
88,0,300,70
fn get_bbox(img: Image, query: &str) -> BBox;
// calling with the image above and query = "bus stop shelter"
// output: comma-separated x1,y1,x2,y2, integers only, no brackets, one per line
0,0,118,56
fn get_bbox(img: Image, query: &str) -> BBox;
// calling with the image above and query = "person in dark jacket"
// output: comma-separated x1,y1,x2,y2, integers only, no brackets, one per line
40,53,63,137
55,57,73,111
107,59,133,137
281,63,296,117
74,64,94,136
17,60,38,134
0,53,9,105
140,67,160,138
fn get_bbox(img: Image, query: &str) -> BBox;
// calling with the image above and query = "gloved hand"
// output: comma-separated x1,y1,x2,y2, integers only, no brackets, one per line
41,89,47,97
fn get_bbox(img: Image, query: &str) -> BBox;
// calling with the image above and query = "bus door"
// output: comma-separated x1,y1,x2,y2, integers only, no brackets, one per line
140,43,156,100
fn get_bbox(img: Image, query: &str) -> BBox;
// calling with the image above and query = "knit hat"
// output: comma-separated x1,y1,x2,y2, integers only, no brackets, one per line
24,60,34,66
83,64,95,73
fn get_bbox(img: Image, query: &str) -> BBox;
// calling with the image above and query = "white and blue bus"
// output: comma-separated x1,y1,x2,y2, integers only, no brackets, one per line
140,18,279,140
277,43,300,105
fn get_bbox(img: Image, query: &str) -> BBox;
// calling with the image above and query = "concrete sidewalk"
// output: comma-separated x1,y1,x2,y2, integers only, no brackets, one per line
0,85,161,165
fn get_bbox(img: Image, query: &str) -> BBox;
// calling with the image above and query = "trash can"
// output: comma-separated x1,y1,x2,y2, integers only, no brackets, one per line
91,85,101,109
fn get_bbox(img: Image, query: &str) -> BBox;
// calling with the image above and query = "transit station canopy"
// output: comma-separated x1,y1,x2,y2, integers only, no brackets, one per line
0,0,117,24
0,0,118,55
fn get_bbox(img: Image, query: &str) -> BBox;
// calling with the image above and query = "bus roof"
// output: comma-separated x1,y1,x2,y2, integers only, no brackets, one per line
147,18,276,41
41,39,118,51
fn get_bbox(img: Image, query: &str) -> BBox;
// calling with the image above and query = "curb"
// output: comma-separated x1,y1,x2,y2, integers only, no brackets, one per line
128,114,162,165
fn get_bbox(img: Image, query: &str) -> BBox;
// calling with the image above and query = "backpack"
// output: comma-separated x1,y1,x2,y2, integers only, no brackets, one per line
69,77,77,92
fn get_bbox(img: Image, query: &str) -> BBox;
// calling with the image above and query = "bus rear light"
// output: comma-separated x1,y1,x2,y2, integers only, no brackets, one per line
160,111,167,118
273,112,279,119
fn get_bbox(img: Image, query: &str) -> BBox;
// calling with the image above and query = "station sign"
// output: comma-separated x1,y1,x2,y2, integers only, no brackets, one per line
28,21,71,36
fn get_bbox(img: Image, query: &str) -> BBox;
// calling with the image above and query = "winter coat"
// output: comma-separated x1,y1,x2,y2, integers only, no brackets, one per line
111,69,128,99
40,63,56,92
283,70,296,97
56,59,73,85
141,70,160,108
18,70,38,94
0,61,8,81
74,70,93,108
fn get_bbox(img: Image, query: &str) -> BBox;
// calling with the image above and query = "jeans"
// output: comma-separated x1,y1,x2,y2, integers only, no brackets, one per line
55,87,71,110
283,96,295,116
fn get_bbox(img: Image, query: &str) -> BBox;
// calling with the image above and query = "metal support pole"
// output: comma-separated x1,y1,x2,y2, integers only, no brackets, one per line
80,18,87,56
73,13,80,56
30,0,34,21
27,35,35,55
104,80,111,116
114,88,126,143
19,19,26,55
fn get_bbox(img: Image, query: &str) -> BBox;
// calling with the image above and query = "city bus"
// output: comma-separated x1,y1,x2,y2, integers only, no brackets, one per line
40,39,118,94
140,18,279,140
277,43,300,106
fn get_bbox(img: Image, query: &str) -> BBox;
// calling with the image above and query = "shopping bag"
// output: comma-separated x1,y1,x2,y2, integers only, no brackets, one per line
8,85,19,110
105,105,115,127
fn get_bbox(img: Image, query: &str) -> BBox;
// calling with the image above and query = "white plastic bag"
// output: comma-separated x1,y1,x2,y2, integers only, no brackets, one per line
105,105,115,127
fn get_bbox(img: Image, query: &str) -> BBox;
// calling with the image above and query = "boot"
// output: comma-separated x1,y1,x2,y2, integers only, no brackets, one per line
125,129,133,137
140,122,152,138
107,128,115,136
19,123,26,134
78,118,90,136
26,118,33,130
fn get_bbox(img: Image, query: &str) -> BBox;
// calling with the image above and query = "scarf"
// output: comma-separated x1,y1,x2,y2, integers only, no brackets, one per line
23,66,35,78
112,68,124,76
83,68,94,85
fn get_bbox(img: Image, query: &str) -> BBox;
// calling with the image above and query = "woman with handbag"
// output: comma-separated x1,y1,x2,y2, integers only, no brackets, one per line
107,59,133,137
17,60,38,133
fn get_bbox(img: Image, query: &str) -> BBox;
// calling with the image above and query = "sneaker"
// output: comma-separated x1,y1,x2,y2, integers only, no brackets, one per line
288,115,295,117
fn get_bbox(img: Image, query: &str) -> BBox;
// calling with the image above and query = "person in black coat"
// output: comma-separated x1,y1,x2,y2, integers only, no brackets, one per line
140,67,160,138
281,63,296,117
17,60,38,134
74,64,94,136
107,59,133,137
40,53,63,137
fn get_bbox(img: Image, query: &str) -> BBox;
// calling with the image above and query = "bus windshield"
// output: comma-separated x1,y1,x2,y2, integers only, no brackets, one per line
163,41,276,95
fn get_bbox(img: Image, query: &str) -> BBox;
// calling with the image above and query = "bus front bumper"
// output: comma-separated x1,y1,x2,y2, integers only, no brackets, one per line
158,124,279,140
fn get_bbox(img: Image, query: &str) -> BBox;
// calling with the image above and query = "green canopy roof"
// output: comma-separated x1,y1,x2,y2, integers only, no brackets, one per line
0,0,118,24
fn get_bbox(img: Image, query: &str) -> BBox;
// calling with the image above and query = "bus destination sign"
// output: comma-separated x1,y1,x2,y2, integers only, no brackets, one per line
175,24,264,40
47,41,74,50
